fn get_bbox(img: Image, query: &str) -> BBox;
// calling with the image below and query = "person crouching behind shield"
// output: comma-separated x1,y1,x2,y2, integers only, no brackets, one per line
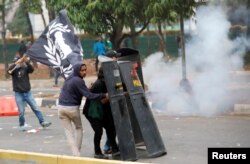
83,67,120,159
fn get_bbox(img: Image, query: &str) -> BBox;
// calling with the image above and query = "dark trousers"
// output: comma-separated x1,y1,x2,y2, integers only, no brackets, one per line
54,71,60,85
87,116,118,154
95,56,99,72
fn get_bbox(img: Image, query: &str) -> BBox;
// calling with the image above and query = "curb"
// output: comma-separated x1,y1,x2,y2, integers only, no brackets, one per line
0,149,144,164
35,98,58,108
35,98,86,109
19,97,250,114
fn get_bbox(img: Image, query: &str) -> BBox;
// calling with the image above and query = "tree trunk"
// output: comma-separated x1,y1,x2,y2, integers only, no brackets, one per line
180,14,186,80
157,22,167,56
247,0,250,37
26,11,34,43
1,0,9,79
45,0,56,22
110,24,123,49
26,11,38,68
45,0,56,77
40,8,47,28
147,26,151,54
130,25,137,49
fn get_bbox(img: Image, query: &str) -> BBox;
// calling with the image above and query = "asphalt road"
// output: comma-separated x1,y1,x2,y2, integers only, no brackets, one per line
0,108,250,164
1,73,250,164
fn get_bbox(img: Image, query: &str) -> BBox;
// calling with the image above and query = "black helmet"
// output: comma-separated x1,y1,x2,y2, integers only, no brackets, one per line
105,50,121,58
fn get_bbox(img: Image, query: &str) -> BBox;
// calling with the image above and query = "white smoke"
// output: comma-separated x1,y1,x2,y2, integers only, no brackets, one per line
143,4,249,116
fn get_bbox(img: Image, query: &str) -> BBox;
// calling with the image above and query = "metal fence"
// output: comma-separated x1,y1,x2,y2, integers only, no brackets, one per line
0,35,179,63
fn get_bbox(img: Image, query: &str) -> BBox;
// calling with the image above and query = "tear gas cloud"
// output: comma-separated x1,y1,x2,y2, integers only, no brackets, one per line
143,4,250,116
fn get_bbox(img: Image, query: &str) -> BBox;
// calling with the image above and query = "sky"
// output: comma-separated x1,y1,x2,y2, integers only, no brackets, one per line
142,3,250,116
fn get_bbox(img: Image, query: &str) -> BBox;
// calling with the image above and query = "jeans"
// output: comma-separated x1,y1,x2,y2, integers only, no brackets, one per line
15,91,44,126
104,139,111,151
95,56,99,72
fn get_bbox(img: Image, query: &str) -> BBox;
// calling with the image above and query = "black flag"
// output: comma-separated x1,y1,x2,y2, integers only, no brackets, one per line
26,9,84,78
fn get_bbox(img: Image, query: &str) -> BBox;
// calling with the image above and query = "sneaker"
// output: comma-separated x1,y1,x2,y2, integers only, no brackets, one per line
103,148,112,154
112,149,120,157
19,126,27,132
41,121,52,128
94,153,108,159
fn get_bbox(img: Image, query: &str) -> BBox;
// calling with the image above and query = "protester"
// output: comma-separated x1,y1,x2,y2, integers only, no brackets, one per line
53,70,61,87
104,37,112,50
93,37,106,72
7,54,52,131
101,50,122,154
57,63,106,157
83,67,119,159
18,40,27,57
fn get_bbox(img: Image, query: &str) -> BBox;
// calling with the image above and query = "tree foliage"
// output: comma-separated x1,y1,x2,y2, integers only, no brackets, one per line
7,4,30,36
47,0,153,48
7,0,46,38
7,0,197,49
22,0,43,14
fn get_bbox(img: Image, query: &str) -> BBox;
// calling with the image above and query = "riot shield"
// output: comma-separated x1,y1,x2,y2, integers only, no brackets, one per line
101,61,137,161
116,48,144,87
116,48,144,145
118,61,167,158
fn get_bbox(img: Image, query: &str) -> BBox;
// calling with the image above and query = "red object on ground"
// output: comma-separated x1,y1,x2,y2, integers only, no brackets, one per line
0,97,19,116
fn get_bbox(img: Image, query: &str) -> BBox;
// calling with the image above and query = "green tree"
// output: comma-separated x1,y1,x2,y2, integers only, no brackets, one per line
145,0,177,56
45,0,56,21
171,0,196,79
22,0,47,27
20,0,47,42
8,0,49,42
0,0,8,78
47,0,151,49
7,4,30,36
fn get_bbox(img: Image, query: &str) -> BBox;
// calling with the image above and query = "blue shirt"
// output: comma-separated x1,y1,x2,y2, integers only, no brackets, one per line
93,42,106,56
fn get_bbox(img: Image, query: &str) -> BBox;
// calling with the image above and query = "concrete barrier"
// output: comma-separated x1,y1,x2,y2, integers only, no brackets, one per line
234,104,250,114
